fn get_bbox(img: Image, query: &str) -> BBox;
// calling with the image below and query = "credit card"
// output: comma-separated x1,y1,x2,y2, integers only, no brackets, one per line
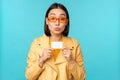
51,42,63,49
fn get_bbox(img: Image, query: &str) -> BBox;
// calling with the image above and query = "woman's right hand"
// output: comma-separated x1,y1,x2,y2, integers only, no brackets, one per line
41,48,54,61
39,48,53,67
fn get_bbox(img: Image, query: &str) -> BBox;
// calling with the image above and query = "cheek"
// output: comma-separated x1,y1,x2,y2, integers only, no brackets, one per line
60,25,66,31
47,23,54,30
48,25,53,31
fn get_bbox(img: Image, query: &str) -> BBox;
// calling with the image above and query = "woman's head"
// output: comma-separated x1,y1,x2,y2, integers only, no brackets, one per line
44,3,69,36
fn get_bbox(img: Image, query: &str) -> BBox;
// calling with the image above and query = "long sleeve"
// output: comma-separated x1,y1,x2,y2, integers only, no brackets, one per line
25,39,45,80
69,41,86,80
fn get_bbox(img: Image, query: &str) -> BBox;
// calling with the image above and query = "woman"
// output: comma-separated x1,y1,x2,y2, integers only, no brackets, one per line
25,3,86,80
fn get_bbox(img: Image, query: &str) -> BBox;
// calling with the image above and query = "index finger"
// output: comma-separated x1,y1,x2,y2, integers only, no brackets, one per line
47,47,54,51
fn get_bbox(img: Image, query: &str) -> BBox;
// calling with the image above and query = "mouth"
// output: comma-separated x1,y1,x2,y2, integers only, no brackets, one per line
54,28,61,31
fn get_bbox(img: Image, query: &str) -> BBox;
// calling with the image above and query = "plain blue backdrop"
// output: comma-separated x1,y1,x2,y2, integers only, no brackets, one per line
0,0,120,80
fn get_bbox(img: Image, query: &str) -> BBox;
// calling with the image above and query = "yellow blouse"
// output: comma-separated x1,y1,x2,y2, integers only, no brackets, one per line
25,35,86,80
50,40,62,80
52,49,60,60
50,41,61,60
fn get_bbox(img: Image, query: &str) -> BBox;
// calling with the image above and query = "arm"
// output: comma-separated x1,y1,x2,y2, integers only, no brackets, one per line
25,39,45,80
68,42,86,80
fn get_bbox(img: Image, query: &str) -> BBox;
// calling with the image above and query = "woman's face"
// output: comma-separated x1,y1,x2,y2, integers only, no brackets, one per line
46,8,68,36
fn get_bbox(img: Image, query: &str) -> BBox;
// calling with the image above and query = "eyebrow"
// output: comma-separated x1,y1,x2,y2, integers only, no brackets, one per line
49,13,55,15
49,13,66,16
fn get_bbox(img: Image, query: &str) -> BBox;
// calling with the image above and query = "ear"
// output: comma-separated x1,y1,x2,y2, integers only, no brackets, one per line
65,19,68,26
46,18,49,25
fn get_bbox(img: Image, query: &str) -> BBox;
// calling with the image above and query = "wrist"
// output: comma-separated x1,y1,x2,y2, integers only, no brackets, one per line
68,60,75,69
68,60,74,64
39,57,45,68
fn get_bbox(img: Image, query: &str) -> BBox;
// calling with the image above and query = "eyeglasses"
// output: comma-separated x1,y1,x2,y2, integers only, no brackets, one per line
47,17,68,23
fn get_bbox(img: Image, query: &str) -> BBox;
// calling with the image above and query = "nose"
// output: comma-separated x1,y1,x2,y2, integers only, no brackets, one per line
55,19,60,26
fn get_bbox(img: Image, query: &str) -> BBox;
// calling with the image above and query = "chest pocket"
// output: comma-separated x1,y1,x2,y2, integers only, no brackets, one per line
36,43,44,58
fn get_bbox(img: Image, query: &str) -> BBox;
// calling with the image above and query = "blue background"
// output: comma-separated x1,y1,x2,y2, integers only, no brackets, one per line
0,0,120,80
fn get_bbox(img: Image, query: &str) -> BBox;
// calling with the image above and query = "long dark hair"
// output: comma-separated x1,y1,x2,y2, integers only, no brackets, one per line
44,3,70,36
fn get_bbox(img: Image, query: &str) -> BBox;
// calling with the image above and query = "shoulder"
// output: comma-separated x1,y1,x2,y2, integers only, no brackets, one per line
66,36,79,44
32,35,48,44
63,36,80,46
32,37,42,44
32,34,49,43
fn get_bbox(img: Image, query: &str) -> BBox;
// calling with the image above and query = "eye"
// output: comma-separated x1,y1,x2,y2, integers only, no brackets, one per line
50,17,56,21
60,17,66,20
60,18,64,20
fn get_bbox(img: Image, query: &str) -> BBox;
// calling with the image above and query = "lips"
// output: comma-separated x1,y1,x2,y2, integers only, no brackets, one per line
54,28,61,31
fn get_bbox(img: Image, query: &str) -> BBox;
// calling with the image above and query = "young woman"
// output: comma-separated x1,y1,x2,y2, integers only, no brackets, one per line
25,3,86,80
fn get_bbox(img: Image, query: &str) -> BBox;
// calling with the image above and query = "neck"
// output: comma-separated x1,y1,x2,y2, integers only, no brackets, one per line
50,34,62,41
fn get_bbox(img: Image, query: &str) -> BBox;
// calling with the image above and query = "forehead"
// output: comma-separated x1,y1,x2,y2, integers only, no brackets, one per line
48,8,66,17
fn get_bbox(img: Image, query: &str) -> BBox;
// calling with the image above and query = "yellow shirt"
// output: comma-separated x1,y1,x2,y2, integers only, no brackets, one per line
52,49,60,80
52,49,60,60
50,40,62,80
49,38,62,60
25,35,86,80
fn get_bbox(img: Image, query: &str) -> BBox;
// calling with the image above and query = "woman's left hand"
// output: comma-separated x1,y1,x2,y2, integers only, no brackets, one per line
62,47,75,69
62,47,74,63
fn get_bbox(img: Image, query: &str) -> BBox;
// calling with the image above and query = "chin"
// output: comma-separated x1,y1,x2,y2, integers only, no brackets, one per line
54,32,62,35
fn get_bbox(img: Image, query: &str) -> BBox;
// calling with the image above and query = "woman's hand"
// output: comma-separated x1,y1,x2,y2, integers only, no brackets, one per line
62,47,75,69
39,48,53,67
62,47,74,63
42,48,54,61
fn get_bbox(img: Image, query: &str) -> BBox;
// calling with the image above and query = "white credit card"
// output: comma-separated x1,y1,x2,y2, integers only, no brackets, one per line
51,42,63,49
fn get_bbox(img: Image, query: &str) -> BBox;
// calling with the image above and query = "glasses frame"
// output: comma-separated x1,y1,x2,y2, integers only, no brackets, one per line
47,17,68,23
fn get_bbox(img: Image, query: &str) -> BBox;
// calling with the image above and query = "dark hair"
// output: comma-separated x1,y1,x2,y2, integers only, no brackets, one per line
44,3,69,36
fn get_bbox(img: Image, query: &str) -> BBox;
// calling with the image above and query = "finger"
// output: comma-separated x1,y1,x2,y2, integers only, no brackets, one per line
48,48,54,50
62,47,70,51
47,50,53,54
48,54,52,58
62,47,66,50
63,51,67,55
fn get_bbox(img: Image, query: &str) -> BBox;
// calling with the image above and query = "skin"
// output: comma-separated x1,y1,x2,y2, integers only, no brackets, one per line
39,8,74,69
